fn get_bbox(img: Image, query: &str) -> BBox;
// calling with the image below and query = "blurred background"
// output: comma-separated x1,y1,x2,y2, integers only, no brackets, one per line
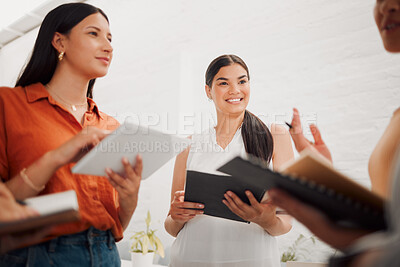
1,0,399,263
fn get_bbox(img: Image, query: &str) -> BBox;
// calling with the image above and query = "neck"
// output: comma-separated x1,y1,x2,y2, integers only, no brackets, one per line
214,111,245,137
46,63,90,103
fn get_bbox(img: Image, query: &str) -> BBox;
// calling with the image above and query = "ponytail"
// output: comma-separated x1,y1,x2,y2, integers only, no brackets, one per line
241,110,273,164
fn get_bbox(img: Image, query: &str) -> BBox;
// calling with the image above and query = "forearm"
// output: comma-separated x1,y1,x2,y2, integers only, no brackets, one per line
118,203,136,230
257,215,292,236
164,215,185,237
5,151,60,200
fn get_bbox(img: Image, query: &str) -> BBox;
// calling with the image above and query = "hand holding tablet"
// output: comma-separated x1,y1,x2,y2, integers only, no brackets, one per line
72,123,191,179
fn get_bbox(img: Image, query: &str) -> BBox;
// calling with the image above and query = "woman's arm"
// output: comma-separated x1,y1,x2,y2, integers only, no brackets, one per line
269,123,294,234
6,127,109,199
270,123,295,170
164,147,204,237
269,188,371,250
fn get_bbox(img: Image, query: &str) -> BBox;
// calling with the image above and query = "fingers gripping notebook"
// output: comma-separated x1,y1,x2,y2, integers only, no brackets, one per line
72,123,191,179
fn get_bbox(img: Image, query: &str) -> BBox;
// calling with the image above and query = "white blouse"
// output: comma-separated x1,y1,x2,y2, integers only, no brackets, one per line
169,127,281,267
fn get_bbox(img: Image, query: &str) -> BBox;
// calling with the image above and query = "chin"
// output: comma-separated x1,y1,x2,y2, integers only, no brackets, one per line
382,42,400,53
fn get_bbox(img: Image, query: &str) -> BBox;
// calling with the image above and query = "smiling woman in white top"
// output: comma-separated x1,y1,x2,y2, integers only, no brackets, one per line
164,54,295,267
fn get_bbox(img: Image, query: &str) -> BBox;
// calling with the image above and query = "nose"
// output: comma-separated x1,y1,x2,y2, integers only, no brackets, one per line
103,38,113,54
228,83,241,94
379,0,400,15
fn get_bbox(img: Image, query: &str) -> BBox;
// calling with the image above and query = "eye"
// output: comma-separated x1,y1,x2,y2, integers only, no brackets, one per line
218,81,228,86
108,37,112,43
239,80,247,84
89,31,98,36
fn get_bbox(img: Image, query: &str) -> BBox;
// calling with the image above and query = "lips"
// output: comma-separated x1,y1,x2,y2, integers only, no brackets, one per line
96,57,110,64
382,20,400,32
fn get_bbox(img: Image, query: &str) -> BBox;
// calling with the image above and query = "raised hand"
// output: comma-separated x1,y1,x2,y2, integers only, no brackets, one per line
289,108,332,163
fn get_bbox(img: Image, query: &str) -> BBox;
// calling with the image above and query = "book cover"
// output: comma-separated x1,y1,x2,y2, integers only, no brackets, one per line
184,170,266,223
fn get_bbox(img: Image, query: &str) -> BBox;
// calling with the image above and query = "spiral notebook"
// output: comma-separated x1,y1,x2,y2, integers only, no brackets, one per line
217,151,387,230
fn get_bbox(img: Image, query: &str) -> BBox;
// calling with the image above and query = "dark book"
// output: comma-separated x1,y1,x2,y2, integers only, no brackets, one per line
184,170,267,223
0,190,80,235
217,151,387,230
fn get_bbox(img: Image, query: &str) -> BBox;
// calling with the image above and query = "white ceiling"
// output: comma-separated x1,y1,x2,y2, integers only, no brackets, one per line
0,0,85,49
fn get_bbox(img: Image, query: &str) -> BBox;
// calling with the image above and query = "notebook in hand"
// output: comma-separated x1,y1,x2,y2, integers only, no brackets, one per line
72,122,191,179
217,151,387,230
184,170,267,223
0,190,80,235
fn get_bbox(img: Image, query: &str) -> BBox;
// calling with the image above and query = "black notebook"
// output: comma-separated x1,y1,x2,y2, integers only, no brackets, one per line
217,152,387,231
184,170,267,223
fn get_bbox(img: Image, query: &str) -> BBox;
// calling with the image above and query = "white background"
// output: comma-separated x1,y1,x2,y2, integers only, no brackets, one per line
1,0,399,263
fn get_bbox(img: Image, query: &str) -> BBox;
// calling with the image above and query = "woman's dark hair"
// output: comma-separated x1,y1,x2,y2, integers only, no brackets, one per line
15,3,109,99
205,54,274,164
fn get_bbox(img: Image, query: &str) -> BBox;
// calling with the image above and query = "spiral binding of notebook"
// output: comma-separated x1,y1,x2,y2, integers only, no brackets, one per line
218,155,387,230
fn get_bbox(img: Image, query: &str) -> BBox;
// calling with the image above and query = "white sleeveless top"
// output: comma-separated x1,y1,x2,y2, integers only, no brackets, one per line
169,127,280,267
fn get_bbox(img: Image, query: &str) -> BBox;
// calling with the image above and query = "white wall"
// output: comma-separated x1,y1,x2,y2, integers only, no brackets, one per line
1,0,399,263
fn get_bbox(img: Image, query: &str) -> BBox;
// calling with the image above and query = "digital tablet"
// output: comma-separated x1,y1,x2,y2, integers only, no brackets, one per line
71,122,191,179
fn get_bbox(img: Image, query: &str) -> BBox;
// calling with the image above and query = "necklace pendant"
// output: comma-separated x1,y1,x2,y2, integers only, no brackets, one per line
72,105,77,111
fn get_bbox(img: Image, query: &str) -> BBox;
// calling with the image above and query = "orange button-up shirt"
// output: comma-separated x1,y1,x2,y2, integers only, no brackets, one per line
0,83,123,241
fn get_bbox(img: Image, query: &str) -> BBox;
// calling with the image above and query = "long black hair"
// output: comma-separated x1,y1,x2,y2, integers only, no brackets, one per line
205,54,274,164
15,3,109,99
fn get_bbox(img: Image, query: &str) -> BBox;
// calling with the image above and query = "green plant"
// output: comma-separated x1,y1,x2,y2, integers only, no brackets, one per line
130,211,165,258
281,234,316,262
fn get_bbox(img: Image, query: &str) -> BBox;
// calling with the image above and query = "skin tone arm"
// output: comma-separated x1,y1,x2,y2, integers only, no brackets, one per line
6,127,110,200
268,188,370,250
164,147,204,237
106,155,142,230
223,124,294,236
5,127,142,230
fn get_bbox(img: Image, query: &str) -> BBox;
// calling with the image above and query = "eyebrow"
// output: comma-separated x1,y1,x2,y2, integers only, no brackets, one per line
215,75,248,81
85,26,112,38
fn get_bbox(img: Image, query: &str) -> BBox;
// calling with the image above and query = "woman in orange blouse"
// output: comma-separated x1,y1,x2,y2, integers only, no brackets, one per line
0,3,141,266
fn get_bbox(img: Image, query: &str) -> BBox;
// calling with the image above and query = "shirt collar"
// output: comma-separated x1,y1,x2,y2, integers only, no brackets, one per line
25,83,102,119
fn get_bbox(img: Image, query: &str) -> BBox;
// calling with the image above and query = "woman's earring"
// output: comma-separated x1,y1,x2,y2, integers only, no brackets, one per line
58,51,64,61
208,97,212,102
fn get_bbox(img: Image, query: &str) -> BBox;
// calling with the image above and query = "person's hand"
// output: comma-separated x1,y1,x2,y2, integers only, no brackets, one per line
268,188,370,250
106,155,143,217
51,126,110,168
0,183,38,221
169,191,204,224
289,108,332,163
223,190,277,227
0,183,53,254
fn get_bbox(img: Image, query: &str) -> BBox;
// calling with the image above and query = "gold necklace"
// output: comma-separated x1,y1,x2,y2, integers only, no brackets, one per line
45,84,87,111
